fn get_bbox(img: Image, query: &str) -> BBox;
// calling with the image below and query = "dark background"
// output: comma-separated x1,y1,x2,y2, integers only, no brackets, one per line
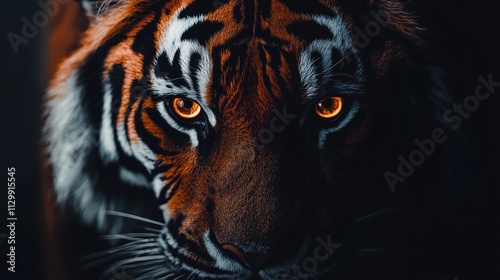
0,0,498,279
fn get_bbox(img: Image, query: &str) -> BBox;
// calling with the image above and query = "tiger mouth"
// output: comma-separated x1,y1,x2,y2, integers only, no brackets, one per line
150,209,407,279
156,228,345,280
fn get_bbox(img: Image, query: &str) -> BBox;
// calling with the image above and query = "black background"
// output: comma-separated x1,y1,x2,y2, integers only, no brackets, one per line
0,0,498,279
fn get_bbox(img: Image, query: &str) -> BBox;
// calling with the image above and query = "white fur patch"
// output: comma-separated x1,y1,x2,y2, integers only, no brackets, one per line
44,73,110,230
150,8,217,147
203,231,245,272
299,14,364,98
99,83,119,163
153,174,167,198
130,136,157,171
119,167,150,187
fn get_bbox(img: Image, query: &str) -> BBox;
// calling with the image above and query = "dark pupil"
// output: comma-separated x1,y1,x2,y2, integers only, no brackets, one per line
320,98,333,109
180,99,193,109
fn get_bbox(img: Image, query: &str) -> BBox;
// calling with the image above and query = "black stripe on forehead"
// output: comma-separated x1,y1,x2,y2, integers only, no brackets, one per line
178,0,228,18
209,44,299,110
155,51,190,89
310,47,358,84
280,0,336,17
189,52,202,93
286,20,334,44
266,45,300,94
181,21,224,45
132,12,163,76
301,50,363,95
131,12,161,54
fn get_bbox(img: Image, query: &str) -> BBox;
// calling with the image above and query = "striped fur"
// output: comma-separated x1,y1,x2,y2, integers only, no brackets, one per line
45,0,451,279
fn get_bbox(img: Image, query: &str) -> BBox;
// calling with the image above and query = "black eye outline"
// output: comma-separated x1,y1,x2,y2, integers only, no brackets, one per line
159,96,208,128
297,95,362,148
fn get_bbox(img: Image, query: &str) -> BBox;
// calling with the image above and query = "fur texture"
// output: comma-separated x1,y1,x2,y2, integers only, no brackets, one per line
45,1,456,279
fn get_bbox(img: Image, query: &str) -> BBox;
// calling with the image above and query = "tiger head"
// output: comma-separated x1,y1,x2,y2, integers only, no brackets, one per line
45,0,450,279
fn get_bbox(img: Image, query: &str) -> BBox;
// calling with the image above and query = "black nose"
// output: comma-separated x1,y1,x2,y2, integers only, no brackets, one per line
221,243,279,269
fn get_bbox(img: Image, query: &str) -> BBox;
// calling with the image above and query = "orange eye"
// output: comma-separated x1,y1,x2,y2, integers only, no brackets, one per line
315,96,343,119
172,97,202,119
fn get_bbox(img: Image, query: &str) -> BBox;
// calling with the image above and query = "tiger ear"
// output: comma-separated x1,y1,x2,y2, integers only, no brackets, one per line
78,0,122,17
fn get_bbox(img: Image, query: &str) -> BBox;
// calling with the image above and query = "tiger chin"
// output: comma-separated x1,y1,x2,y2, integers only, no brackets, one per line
44,0,455,279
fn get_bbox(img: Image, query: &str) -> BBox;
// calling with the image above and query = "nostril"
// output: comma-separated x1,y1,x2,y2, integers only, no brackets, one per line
221,243,277,269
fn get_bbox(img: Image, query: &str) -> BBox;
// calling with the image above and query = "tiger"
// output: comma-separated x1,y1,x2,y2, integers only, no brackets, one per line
44,0,457,279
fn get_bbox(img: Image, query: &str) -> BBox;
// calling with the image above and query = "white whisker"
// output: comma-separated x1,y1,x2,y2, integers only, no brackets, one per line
103,255,166,277
105,210,165,226
100,233,158,241
145,227,163,233
80,239,159,269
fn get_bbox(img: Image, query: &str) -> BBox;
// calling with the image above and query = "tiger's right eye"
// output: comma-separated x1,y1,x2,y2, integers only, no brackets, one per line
172,98,202,119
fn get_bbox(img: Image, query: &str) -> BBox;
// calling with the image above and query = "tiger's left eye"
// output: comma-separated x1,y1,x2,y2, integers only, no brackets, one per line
315,96,343,119
172,97,202,119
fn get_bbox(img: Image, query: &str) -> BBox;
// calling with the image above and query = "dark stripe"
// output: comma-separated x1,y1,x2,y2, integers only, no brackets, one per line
265,46,294,96
286,20,334,44
122,79,145,150
77,2,165,176
109,64,127,164
332,48,359,84
78,38,126,133
210,44,250,104
257,0,271,19
257,44,275,98
131,12,163,99
158,184,169,205
169,50,186,89
285,51,303,96
189,52,202,93
181,21,224,45
163,237,230,275
80,0,120,14
241,0,256,27
163,239,230,275
232,0,243,22
131,11,161,64
280,0,336,17
144,107,191,146
178,0,223,18
208,48,223,108
151,165,175,176
164,177,181,204
157,174,180,205
310,50,324,84
134,97,180,157
336,50,360,83
179,234,217,267
106,65,151,175
155,51,190,88
167,212,185,237
134,113,180,156
256,27,289,46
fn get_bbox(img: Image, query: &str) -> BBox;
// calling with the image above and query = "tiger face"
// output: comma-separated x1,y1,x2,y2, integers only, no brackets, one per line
46,0,447,279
